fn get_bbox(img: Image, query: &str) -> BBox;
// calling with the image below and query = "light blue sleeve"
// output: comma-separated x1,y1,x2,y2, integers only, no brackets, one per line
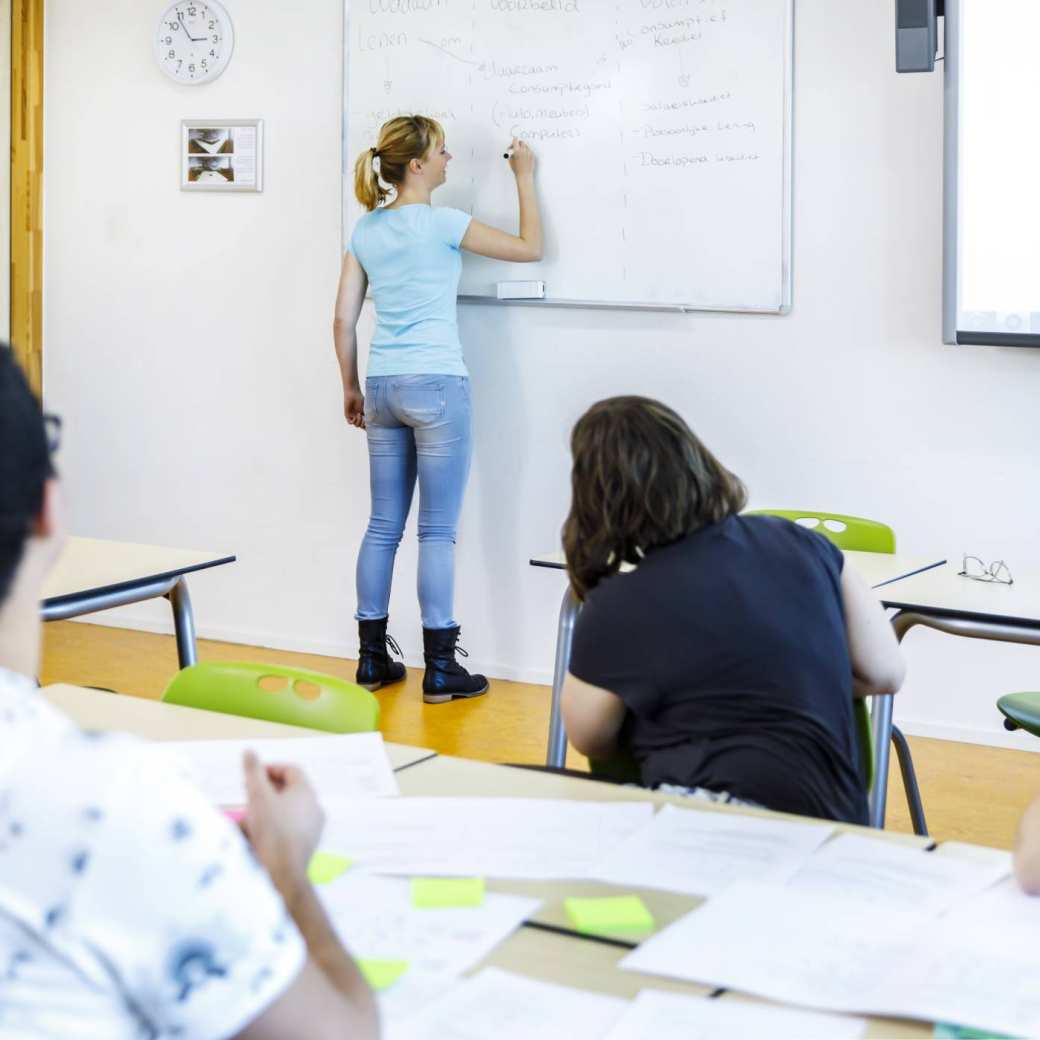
432,207,473,249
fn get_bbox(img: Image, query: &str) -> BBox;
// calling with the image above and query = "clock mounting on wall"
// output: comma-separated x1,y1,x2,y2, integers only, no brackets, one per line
155,2,234,85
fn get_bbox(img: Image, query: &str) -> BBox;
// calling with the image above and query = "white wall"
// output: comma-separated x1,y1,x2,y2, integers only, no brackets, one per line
44,1,1040,751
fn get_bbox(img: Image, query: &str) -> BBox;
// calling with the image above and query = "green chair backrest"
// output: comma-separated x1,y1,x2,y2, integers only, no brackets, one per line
747,508,898,794
744,509,896,555
163,661,380,734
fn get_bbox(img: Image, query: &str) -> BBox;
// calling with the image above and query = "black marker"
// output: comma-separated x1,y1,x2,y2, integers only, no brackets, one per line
503,149,513,159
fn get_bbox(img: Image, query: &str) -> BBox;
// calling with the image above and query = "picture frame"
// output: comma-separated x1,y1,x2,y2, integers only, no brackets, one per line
181,119,263,192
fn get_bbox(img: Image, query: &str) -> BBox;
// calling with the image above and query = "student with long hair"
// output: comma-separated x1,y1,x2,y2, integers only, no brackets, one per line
560,396,906,823
334,116,543,703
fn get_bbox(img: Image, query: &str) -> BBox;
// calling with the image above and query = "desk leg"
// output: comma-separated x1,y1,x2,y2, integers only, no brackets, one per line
868,693,895,828
871,609,1040,829
166,578,198,669
546,586,581,768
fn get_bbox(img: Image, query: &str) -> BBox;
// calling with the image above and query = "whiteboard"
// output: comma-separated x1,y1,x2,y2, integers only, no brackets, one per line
343,0,793,313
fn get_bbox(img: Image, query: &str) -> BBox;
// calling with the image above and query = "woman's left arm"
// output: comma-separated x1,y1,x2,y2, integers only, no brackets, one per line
561,673,627,760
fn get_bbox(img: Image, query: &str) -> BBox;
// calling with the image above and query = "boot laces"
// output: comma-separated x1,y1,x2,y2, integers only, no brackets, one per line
454,630,469,659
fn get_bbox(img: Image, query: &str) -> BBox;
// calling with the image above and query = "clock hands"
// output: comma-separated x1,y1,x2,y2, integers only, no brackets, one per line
177,11,208,44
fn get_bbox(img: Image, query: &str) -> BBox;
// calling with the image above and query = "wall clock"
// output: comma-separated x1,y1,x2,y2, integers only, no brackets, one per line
155,2,234,85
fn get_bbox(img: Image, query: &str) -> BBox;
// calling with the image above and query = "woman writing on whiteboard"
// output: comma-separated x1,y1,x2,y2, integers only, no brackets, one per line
334,116,543,703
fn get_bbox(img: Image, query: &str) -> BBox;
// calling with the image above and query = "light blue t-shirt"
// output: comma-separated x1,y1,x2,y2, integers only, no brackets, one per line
350,204,473,377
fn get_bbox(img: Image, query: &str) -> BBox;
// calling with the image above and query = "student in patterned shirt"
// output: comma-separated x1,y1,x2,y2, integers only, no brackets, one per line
0,345,378,1038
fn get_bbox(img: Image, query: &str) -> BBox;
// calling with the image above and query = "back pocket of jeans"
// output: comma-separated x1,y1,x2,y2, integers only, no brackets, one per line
396,384,445,424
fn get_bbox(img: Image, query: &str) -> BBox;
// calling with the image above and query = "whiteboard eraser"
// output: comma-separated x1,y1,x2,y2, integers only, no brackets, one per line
497,280,545,300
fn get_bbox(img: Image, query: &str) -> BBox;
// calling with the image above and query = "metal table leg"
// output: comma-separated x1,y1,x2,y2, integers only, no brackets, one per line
546,585,581,767
871,609,1040,830
166,577,198,669
868,692,895,828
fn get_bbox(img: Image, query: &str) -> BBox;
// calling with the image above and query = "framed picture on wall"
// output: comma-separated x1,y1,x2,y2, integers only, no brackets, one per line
181,119,263,192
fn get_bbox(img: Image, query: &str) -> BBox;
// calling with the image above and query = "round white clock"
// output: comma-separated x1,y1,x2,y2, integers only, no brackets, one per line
155,1,234,85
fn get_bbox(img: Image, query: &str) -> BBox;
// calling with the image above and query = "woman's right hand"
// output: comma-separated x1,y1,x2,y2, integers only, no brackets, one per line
242,750,325,896
344,388,366,429
508,137,536,179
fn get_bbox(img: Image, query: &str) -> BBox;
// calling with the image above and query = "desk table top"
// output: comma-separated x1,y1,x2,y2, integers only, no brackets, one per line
43,536,235,604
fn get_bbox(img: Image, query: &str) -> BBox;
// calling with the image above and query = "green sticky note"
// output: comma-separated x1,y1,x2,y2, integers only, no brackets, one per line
306,852,353,885
411,877,486,909
358,959,409,992
564,895,655,936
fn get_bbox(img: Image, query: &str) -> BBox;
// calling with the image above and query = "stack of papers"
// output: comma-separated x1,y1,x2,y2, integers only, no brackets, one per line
589,803,834,896
320,798,654,879
162,732,400,804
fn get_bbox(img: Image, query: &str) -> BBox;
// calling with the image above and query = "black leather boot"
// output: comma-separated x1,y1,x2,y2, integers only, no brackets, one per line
356,618,407,692
422,626,489,704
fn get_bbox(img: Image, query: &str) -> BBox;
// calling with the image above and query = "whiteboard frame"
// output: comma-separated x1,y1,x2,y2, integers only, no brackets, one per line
341,0,794,316
943,0,1040,348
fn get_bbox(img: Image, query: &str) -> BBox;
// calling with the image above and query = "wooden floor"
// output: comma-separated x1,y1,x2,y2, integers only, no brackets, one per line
41,621,1040,850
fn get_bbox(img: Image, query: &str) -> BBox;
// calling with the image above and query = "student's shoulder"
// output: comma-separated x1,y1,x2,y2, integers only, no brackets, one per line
741,512,844,571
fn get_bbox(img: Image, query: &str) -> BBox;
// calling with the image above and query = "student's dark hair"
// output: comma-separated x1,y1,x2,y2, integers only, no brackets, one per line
562,396,747,600
0,345,53,604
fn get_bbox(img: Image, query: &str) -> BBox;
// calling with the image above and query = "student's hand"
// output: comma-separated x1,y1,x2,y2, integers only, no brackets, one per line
344,388,366,430
508,138,536,178
242,750,325,895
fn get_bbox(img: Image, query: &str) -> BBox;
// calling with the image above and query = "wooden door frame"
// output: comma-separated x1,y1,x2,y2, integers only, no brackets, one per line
11,0,43,394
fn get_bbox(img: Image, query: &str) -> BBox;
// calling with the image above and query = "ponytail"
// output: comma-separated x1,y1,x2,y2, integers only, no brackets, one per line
353,115,445,212
354,147,386,211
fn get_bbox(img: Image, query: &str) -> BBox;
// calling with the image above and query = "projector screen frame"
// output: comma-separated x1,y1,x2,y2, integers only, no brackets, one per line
943,0,1040,347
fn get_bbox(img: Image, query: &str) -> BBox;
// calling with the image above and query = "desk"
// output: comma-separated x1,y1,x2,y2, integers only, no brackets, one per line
867,560,1040,827
402,754,932,1038
42,537,237,668
530,549,946,774
396,754,929,941
39,683,434,771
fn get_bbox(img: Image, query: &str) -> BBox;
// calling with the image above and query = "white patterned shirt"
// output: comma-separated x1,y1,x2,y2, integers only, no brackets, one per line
0,668,306,1038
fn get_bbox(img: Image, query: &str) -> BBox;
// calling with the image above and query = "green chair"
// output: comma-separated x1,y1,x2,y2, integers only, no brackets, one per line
162,661,380,734
997,692,1040,738
747,509,927,834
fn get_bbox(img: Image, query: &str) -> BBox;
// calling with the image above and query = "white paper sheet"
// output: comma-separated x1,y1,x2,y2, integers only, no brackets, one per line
162,732,399,804
603,989,866,1040
785,833,1011,914
319,874,539,981
620,882,919,1013
386,967,627,1040
588,803,833,896
320,798,654,879
621,880,1040,1037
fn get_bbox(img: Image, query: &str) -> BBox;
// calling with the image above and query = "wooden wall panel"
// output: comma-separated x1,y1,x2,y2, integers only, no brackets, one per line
11,0,43,394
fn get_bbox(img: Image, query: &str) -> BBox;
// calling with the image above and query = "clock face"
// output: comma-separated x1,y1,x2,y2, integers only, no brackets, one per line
155,1,235,85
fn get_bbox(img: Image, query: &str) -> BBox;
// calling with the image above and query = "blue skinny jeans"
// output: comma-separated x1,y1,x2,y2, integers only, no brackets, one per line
355,375,472,630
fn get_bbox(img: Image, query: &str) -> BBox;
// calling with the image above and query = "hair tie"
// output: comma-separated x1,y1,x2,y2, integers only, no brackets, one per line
370,147,378,156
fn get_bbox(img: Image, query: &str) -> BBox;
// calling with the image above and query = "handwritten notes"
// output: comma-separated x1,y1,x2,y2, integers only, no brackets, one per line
345,0,793,310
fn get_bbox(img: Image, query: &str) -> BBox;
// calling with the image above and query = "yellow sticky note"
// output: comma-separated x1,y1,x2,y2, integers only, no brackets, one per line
306,852,353,885
564,895,655,936
411,877,486,909
358,958,409,991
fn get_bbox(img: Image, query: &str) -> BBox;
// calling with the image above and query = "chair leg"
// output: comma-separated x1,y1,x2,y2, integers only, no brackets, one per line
891,724,929,837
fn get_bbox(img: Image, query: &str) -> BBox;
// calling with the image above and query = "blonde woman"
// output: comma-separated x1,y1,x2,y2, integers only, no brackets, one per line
334,116,542,703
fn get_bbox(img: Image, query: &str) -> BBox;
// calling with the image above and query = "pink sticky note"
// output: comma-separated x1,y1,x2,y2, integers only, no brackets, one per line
223,807,246,824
